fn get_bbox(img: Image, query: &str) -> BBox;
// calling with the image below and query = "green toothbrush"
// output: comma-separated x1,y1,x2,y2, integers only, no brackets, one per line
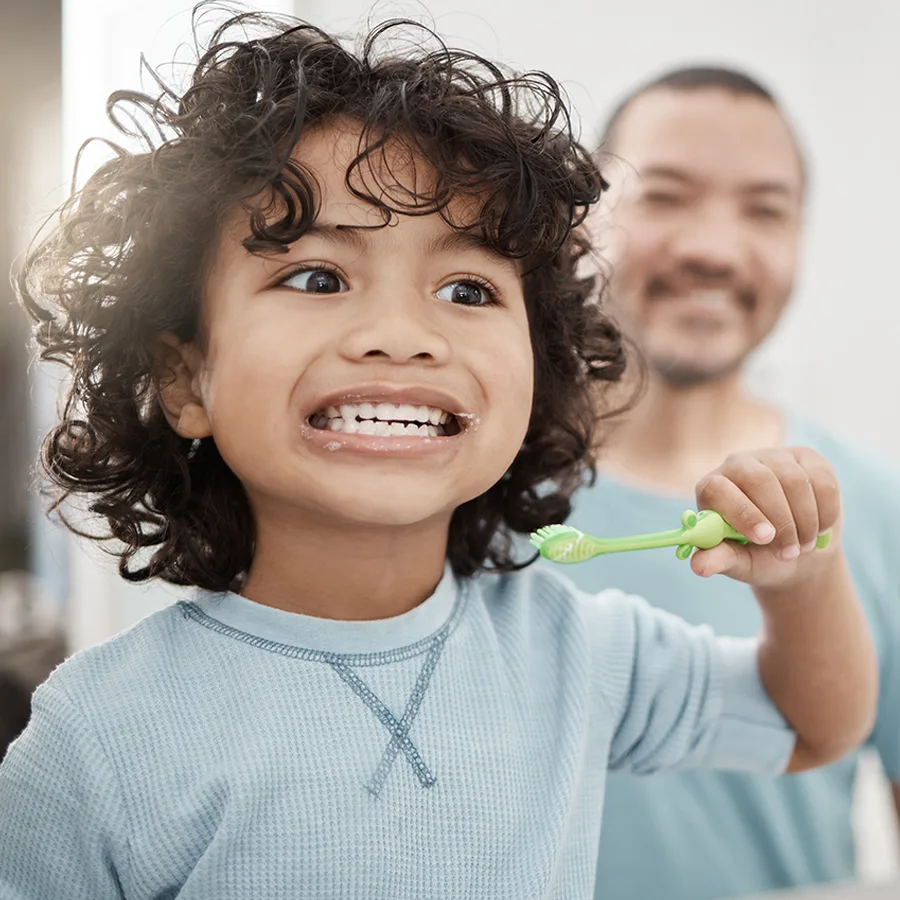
530,509,832,565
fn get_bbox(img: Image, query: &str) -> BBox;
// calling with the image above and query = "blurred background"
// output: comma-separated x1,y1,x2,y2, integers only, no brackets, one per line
0,0,898,886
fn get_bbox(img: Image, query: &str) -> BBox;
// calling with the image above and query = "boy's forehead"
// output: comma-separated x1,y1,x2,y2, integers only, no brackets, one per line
294,118,440,215
223,117,509,260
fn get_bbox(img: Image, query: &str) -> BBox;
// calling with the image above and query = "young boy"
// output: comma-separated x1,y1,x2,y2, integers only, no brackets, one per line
0,9,876,899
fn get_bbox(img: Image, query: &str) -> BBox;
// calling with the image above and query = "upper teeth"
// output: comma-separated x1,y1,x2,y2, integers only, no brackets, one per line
686,291,731,306
327,403,451,425
311,402,453,437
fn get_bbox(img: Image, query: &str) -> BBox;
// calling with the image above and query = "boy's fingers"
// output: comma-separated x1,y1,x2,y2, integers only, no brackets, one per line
696,464,789,548
792,447,842,536
769,459,820,551
691,542,748,579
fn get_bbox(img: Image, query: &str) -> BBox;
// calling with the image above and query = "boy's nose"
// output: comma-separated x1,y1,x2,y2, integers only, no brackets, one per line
340,286,452,365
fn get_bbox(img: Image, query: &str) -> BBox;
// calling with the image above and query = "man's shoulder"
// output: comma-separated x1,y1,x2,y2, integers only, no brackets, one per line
788,412,900,510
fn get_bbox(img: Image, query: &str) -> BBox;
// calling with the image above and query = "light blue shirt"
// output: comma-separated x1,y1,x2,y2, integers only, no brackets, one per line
562,415,900,900
0,564,792,899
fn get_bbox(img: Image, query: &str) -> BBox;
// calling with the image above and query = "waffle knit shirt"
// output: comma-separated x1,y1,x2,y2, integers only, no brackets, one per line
0,565,794,899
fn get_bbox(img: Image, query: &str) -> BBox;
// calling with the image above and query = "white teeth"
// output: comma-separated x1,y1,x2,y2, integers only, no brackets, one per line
687,291,730,307
313,414,445,437
322,401,452,428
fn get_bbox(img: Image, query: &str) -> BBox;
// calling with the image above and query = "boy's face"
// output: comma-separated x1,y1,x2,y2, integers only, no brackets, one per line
165,121,533,535
598,87,803,386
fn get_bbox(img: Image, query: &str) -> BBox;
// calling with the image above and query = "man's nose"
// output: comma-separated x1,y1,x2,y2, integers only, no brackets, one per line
668,205,749,280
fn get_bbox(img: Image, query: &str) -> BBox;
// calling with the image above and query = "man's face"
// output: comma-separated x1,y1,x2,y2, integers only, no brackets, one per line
600,87,804,386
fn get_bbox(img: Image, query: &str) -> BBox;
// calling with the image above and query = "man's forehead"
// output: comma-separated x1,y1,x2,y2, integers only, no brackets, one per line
610,87,804,191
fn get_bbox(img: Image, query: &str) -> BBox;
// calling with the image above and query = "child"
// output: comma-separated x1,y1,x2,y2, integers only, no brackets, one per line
0,8,876,899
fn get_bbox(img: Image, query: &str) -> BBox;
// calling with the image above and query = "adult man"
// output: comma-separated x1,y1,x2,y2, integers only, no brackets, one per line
565,67,900,899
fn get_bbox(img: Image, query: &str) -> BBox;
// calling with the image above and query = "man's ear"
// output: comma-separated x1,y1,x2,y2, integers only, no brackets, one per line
154,333,213,439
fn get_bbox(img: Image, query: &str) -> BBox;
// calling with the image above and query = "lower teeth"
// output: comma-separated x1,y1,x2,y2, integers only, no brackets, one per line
312,416,443,437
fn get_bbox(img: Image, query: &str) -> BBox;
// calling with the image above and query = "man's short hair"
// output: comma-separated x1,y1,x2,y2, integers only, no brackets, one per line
599,66,805,181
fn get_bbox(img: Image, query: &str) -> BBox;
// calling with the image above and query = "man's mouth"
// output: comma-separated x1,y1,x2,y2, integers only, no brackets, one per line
681,289,732,308
308,402,462,437
648,283,756,313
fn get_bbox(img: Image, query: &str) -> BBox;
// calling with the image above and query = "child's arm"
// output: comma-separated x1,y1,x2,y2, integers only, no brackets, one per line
598,592,797,776
754,550,871,771
689,446,878,772
0,681,128,898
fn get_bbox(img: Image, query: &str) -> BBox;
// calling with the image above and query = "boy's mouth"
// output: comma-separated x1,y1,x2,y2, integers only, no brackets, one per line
308,402,462,437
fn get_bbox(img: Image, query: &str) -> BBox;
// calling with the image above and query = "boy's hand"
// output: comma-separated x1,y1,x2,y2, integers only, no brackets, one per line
691,447,841,588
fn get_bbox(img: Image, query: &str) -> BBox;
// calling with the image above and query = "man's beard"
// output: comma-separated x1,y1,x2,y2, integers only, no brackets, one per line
647,351,746,388
622,277,757,388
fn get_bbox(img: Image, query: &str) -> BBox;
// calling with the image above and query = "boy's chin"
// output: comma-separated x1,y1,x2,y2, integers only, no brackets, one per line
247,470,497,533
332,497,459,531
315,483,489,533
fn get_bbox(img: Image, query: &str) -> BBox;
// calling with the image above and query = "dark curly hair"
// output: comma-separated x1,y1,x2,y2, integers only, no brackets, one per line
18,4,629,590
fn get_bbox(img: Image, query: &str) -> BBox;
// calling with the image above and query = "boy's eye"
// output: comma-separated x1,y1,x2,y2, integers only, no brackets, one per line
435,280,496,307
282,269,348,293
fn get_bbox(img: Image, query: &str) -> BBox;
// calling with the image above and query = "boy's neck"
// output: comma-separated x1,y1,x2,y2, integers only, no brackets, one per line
600,371,785,496
241,511,452,620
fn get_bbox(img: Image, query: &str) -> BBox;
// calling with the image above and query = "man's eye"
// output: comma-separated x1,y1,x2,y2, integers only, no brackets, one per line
435,280,497,307
748,205,786,222
643,191,684,207
282,269,348,293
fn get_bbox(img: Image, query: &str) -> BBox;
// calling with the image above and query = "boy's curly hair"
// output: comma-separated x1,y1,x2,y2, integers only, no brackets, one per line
18,5,629,590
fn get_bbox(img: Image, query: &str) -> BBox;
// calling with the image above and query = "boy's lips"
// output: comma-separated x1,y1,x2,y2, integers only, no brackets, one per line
300,384,477,454
307,384,469,418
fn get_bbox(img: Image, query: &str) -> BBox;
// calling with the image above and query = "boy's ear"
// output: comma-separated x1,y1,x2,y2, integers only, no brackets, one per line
154,333,213,439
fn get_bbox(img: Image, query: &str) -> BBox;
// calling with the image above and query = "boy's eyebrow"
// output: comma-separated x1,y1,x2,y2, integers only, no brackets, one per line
303,222,369,250
305,221,519,274
423,230,519,275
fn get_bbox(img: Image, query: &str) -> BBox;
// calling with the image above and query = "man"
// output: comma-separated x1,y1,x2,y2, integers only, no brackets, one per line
564,67,900,899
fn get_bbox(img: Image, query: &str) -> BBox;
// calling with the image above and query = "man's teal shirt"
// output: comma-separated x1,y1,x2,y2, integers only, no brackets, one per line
564,415,900,900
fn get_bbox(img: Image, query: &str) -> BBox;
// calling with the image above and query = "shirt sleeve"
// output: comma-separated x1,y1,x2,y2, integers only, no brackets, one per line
843,458,900,782
869,564,900,781
593,591,796,775
0,680,128,899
